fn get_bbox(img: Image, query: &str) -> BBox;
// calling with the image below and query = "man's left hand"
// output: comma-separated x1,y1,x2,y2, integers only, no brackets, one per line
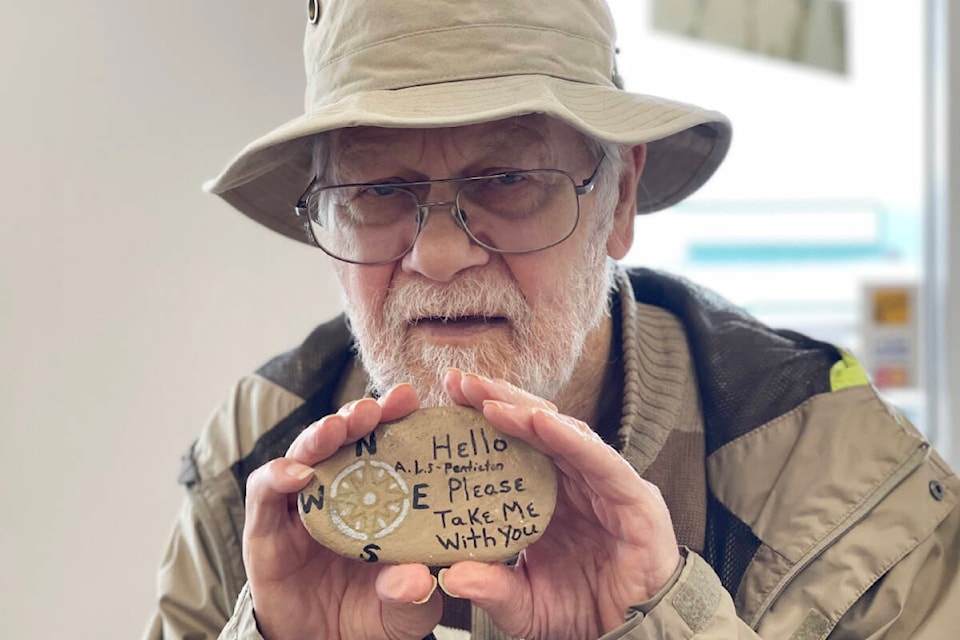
439,369,681,640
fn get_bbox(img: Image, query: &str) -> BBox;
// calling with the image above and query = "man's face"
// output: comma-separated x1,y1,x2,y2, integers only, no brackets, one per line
328,116,627,406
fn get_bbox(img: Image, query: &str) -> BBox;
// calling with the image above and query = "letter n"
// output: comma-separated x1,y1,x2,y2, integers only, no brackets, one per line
356,431,377,456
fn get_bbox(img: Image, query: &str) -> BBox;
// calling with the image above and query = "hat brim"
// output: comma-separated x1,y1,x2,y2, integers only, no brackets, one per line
205,74,731,245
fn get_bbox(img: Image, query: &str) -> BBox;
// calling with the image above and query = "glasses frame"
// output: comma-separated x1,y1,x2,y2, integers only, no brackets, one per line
294,157,605,265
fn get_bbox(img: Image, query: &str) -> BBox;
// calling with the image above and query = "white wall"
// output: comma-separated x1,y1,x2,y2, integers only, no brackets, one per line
1,2,957,639
0,3,341,638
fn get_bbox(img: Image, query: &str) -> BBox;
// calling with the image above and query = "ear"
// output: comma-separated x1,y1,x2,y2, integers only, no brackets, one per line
606,144,646,260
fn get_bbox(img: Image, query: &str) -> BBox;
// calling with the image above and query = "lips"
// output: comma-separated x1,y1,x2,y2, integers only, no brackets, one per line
409,315,509,327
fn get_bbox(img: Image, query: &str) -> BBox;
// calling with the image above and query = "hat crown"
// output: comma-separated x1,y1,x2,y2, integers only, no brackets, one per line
303,0,619,112
206,0,731,244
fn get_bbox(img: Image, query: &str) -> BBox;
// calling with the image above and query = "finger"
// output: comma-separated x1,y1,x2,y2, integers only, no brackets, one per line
332,384,420,443
244,457,318,540
376,564,443,638
530,408,646,505
443,370,557,412
285,413,351,463
376,383,421,422
285,396,382,461
438,562,530,637
486,405,681,590
485,402,643,505
376,564,438,604
441,369,475,406
287,385,420,462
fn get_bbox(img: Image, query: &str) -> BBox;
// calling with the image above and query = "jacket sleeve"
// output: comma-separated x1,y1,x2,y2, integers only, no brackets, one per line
145,374,300,639
144,470,258,640
832,464,960,639
601,465,960,639
599,550,762,639
143,497,235,640
218,583,265,640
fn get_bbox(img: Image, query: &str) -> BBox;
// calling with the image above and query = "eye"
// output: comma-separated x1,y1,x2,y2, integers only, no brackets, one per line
493,172,524,186
372,185,399,196
357,182,404,197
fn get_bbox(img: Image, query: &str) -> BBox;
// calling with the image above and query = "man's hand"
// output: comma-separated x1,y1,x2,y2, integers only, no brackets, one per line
439,370,681,640
242,384,441,640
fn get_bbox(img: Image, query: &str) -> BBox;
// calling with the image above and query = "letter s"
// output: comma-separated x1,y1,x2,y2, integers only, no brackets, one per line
360,544,381,563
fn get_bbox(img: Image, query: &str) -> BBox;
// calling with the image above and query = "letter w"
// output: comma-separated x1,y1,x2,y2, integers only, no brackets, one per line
434,533,461,550
299,487,324,514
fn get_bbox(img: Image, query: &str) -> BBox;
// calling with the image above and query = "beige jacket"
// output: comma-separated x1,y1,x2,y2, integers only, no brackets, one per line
144,268,960,639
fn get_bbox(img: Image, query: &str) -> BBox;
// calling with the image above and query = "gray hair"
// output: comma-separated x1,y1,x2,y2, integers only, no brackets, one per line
584,138,629,237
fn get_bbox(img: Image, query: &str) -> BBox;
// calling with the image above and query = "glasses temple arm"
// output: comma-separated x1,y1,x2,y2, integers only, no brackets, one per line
294,175,322,216
575,155,605,196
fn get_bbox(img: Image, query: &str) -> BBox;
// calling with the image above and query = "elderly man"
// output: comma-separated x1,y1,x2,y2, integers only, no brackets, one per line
146,1,960,639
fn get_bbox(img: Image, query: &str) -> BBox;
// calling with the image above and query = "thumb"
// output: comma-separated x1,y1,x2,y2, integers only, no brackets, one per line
245,458,317,540
376,564,443,639
438,562,531,637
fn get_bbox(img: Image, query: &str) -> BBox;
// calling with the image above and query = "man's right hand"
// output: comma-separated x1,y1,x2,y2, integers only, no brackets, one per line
242,384,441,640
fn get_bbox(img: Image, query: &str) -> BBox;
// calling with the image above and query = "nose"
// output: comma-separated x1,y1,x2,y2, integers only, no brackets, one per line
401,196,490,282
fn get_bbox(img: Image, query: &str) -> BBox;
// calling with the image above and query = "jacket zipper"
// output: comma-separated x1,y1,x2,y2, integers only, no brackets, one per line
748,441,930,629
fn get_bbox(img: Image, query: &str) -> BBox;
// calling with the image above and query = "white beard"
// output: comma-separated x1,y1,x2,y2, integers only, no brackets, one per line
343,253,613,407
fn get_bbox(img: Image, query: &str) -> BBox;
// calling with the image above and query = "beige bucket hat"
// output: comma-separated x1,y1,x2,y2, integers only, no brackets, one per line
205,0,732,245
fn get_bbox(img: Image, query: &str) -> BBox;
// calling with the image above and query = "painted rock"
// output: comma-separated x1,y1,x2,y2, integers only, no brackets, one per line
298,405,558,565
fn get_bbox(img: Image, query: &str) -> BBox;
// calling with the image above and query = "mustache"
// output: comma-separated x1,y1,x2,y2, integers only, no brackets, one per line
384,274,528,325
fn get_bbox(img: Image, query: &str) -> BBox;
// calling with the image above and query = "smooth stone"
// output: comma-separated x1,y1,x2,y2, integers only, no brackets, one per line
298,405,557,565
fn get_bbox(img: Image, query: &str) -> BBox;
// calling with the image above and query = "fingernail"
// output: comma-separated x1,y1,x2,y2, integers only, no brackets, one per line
314,414,338,430
532,406,566,421
463,372,492,383
437,568,461,598
412,575,438,605
337,399,361,415
287,462,315,480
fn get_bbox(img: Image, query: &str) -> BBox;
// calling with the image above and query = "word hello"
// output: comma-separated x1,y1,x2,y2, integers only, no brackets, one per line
431,428,508,460
353,427,509,461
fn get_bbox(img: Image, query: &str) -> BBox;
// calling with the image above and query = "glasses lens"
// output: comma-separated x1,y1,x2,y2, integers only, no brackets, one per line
457,170,579,253
302,169,582,263
306,184,420,263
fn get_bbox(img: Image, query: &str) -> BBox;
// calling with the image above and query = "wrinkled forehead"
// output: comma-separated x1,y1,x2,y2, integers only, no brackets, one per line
328,115,592,176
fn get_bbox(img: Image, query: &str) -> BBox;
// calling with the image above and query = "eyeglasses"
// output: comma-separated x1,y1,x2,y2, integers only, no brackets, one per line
294,158,604,265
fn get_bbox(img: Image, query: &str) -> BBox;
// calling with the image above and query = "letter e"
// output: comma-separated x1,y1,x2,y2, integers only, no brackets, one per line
413,483,430,510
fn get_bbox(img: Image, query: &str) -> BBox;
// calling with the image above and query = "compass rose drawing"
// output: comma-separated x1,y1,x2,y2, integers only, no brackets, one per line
329,460,410,540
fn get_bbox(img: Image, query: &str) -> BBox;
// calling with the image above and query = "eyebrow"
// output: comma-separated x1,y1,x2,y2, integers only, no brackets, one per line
461,119,559,169
474,124,548,156
331,121,556,182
